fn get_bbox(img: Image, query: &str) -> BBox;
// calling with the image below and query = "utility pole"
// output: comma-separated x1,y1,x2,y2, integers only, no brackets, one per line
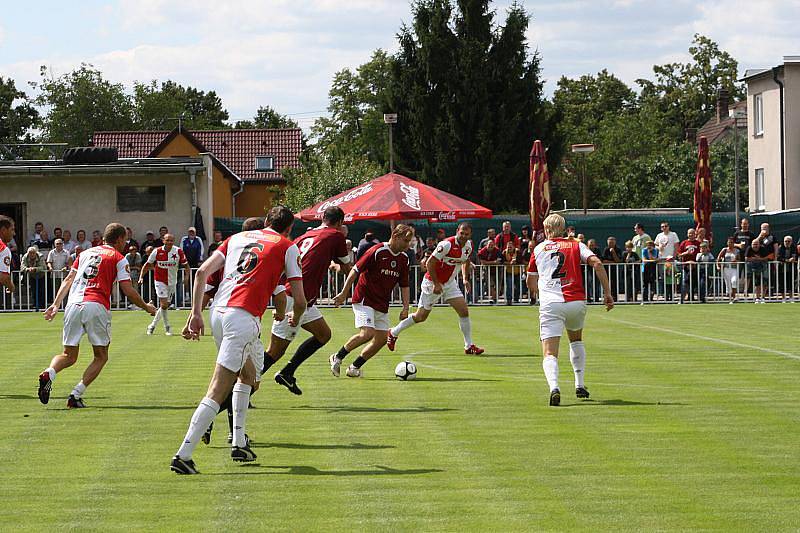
732,108,746,230
571,144,596,215
384,113,398,172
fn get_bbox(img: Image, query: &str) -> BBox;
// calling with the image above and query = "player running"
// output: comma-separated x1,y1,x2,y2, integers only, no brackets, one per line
387,222,484,355
37,223,156,408
526,214,613,406
329,224,412,378
138,233,190,336
271,206,352,395
171,206,305,475
0,215,16,295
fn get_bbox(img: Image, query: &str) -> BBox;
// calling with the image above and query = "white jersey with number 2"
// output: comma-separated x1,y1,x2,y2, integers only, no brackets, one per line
528,238,595,305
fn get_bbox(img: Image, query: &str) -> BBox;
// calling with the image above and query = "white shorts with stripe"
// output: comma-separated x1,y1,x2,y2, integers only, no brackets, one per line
62,302,112,347
210,306,264,381
539,300,587,340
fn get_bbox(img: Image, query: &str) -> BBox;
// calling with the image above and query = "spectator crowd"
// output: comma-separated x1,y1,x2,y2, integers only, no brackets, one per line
3,217,800,311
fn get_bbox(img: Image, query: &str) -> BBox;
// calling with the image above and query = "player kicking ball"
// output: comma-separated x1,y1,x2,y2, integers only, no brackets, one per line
526,214,613,406
37,223,156,408
329,224,412,378
387,222,484,355
138,233,190,336
171,206,305,475
269,206,352,395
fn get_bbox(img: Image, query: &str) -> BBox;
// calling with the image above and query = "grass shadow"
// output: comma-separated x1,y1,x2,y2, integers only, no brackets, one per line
251,442,395,450
206,465,444,477
96,405,196,410
289,405,457,414
477,353,535,358
562,399,687,407
0,394,42,400
372,377,500,383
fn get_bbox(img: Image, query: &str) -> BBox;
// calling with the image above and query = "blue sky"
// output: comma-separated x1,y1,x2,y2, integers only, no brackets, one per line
0,0,795,129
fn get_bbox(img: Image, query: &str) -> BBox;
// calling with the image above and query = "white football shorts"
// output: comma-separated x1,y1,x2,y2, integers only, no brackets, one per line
271,295,324,341
352,302,390,331
62,302,112,347
418,278,463,310
154,281,175,300
210,306,264,380
539,300,587,340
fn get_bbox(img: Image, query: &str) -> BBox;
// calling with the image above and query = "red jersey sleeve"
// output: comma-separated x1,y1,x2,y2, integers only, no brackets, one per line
71,257,79,270
216,237,231,258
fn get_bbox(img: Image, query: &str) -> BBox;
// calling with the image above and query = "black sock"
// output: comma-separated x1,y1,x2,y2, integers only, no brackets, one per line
335,346,350,361
227,403,234,434
353,356,367,369
219,392,232,413
281,337,326,376
262,352,276,373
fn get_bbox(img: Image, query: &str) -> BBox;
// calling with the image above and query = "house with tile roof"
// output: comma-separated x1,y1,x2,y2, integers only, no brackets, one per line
92,126,302,218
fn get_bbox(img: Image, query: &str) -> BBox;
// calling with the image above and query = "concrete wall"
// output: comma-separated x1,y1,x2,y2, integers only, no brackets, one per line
746,74,783,211
0,171,204,245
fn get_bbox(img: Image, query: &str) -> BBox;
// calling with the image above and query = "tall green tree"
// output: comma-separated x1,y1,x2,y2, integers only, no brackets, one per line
0,76,39,157
132,80,229,130
234,105,299,129
392,0,557,210
33,64,134,146
637,34,744,142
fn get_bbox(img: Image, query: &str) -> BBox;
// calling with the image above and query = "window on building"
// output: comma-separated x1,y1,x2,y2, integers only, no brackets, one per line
116,186,166,212
754,93,764,136
255,156,275,172
755,168,765,211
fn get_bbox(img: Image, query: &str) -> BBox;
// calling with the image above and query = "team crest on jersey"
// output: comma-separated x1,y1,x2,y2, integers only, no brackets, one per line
125,264,131,273
390,260,396,268
3,256,9,266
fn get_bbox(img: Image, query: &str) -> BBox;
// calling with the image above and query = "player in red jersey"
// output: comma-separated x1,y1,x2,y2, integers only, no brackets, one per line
0,215,16,294
328,224,412,378
171,206,306,475
139,233,190,336
387,222,484,354
270,206,352,395
37,223,156,408
526,214,613,406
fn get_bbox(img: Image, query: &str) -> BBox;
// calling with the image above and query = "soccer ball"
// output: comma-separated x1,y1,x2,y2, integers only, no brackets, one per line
394,361,417,381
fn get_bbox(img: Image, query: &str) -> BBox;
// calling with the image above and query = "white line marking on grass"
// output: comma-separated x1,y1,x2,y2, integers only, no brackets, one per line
599,316,800,362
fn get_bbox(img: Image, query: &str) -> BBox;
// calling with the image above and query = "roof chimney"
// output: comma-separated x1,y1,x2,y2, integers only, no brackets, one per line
716,87,729,124
685,128,697,145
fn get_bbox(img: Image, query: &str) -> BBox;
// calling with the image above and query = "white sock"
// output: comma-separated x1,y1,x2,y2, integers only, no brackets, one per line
46,367,56,381
390,316,417,337
162,308,170,329
542,355,559,391
232,383,252,448
458,316,473,348
176,397,219,460
70,381,86,398
151,308,162,327
569,341,586,388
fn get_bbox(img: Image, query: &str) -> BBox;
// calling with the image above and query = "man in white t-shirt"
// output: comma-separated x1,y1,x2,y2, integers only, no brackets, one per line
654,222,680,259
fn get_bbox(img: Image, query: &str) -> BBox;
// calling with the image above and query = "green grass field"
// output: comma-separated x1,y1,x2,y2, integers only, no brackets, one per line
1,304,799,531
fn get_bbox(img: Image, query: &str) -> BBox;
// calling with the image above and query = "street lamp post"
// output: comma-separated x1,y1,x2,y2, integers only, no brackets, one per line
571,144,596,215
384,113,398,172
731,108,746,229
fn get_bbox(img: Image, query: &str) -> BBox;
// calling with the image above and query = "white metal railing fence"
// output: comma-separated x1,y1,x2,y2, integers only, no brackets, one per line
1,261,798,312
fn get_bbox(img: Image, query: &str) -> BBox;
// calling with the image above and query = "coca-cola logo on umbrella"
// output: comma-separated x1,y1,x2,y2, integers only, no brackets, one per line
318,184,374,212
399,182,421,210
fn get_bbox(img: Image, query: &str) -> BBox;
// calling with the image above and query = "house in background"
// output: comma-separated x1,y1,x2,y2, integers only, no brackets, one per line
92,126,302,218
696,88,747,145
742,56,800,213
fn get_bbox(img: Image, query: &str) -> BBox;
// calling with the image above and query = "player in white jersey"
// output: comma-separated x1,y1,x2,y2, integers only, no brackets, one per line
0,215,16,295
139,233,190,335
387,223,484,354
526,214,613,406
37,223,156,408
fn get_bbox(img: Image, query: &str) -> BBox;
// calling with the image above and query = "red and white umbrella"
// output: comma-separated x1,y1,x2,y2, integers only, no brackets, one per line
297,172,492,222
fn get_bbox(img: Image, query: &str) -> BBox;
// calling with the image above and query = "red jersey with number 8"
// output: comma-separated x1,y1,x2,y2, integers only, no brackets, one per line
212,228,302,318
67,245,131,309
528,238,595,304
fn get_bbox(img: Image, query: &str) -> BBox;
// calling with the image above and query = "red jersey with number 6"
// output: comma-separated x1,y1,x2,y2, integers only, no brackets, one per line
67,245,131,310
212,228,302,318
352,243,409,313
528,238,595,305
285,225,350,305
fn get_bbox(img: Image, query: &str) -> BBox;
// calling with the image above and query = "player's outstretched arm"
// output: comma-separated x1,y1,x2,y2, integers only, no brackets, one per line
288,280,306,326
44,269,76,321
137,261,152,284
188,253,225,339
334,268,359,306
119,281,157,315
588,256,614,311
